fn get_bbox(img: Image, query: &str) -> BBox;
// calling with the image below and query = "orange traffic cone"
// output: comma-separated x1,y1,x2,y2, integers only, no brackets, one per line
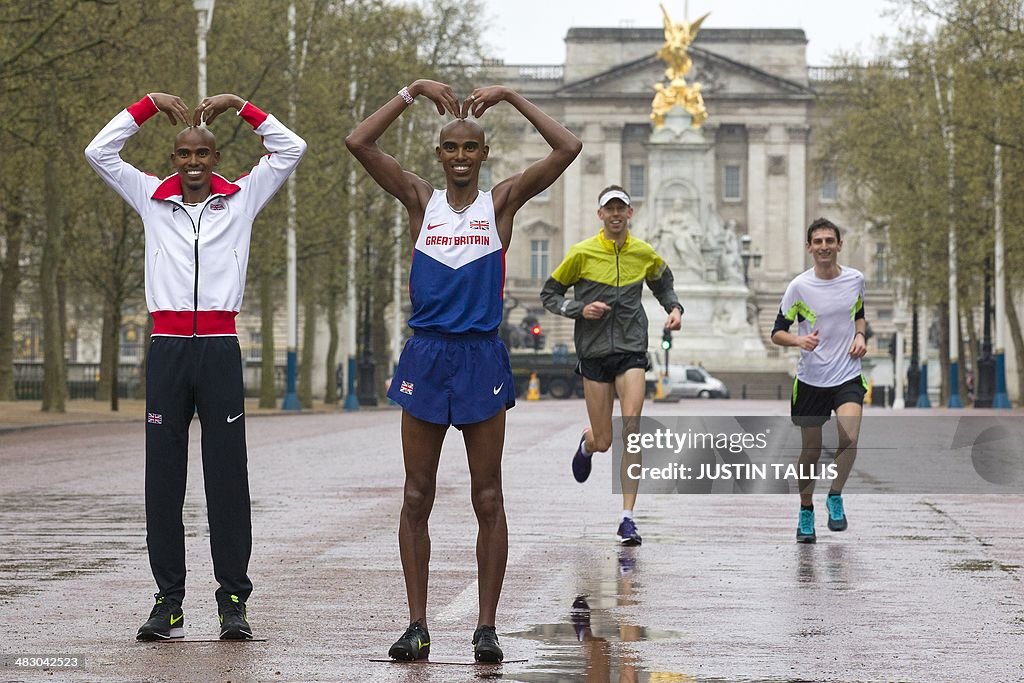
527,372,541,400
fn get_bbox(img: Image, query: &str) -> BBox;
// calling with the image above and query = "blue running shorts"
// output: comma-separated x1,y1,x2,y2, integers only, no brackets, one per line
387,330,516,427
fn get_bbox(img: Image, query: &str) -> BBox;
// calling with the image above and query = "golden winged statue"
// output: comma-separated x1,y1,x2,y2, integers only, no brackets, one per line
651,3,709,129
657,5,709,81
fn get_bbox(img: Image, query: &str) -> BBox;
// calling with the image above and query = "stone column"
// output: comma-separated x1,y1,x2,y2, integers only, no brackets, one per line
700,122,719,215
602,124,622,188
561,123,584,251
746,124,768,270
787,125,810,275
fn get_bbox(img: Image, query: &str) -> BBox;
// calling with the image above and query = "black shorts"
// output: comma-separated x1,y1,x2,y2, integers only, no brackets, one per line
791,375,867,427
576,352,650,384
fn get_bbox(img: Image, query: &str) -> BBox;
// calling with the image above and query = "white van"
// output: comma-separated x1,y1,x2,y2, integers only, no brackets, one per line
648,363,730,399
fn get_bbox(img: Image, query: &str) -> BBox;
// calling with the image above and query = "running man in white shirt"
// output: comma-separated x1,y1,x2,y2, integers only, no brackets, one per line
771,218,867,543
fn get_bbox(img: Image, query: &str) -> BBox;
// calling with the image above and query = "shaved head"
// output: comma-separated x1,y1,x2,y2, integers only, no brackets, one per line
439,118,485,146
175,125,217,149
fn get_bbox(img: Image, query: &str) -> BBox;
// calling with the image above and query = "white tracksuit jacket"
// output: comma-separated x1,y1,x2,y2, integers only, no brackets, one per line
84,95,306,337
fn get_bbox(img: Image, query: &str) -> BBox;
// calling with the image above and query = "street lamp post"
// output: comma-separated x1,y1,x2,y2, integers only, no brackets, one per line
906,296,921,406
356,243,377,406
975,257,995,408
281,2,300,410
193,0,214,102
993,143,1011,408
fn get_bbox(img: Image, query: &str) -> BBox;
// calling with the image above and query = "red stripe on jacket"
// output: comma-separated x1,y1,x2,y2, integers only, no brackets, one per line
127,95,159,126
151,310,238,336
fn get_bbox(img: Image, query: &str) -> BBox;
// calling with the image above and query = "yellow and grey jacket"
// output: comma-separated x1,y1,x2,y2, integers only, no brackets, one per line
541,229,682,360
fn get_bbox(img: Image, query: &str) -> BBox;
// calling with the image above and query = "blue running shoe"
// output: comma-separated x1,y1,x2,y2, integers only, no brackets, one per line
826,493,848,531
796,507,816,544
616,517,642,546
572,430,593,483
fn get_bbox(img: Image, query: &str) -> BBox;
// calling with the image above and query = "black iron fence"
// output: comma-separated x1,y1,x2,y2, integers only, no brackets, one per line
12,361,287,400
13,362,143,400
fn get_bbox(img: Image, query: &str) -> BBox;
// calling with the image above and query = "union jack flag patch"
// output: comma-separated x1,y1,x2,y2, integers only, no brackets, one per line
147,412,163,425
469,219,489,230
400,381,414,396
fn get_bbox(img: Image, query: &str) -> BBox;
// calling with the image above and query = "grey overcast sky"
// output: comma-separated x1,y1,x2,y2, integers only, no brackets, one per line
479,0,901,66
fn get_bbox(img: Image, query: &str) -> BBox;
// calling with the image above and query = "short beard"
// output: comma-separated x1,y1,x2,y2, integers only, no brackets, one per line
182,174,204,192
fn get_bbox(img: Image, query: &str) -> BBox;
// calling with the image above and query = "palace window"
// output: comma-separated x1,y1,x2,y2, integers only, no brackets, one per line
530,239,550,280
723,164,742,201
628,164,646,198
821,167,839,202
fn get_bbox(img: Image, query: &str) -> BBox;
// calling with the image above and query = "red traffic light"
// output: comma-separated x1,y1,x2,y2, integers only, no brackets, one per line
531,325,542,336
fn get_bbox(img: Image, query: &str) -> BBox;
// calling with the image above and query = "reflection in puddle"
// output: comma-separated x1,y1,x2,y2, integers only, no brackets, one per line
796,543,851,587
505,549,691,682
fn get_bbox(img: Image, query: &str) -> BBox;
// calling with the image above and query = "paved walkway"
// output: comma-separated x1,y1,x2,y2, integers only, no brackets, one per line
1,399,1022,681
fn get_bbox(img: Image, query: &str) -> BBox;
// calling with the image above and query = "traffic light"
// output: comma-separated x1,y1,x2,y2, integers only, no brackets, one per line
521,316,545,351
661,328,673,350
530,321,544,350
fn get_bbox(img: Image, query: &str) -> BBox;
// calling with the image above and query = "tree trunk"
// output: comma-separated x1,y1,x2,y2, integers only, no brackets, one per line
40,149,66,412
299,287,316,409
96,302,115,402
259,274,276,408
1005,290,1024,408
0,200,25,401
937,302,949,406
323,290,339,405
109,306,122,412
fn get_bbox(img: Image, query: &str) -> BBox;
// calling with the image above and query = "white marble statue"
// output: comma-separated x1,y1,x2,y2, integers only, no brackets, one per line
650,199,705,282
717,219,745,285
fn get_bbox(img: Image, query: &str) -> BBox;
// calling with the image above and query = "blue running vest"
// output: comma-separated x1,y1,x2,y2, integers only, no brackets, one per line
407,189,505,334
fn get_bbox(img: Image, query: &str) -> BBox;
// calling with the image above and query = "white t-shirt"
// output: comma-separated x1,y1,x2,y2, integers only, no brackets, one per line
777,266,865,387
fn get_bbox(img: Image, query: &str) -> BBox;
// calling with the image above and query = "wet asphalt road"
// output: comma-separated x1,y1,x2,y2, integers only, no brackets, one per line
1,399,1023,682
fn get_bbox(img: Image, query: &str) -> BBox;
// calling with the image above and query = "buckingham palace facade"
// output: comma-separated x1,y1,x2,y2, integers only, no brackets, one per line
481,27,897,367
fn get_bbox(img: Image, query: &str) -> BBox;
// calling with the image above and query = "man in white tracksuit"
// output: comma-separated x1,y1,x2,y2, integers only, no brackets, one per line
85,92,305,640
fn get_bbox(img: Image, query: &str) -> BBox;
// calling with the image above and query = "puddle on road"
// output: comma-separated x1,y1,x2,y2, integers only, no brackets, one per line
502,548,694,683
502,546,850,683
504,617,687,683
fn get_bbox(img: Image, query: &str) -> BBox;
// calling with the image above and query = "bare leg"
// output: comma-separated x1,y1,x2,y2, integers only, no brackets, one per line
398,411,447,627
581,377,616,455
797,426,823,506
614,369,647,513
462,410,508,627
831,402,864,493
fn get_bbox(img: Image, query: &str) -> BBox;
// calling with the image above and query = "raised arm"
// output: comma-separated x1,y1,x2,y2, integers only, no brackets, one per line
197,94,307,217
84,93,190,216
345,79,460,216
478,87,583,219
